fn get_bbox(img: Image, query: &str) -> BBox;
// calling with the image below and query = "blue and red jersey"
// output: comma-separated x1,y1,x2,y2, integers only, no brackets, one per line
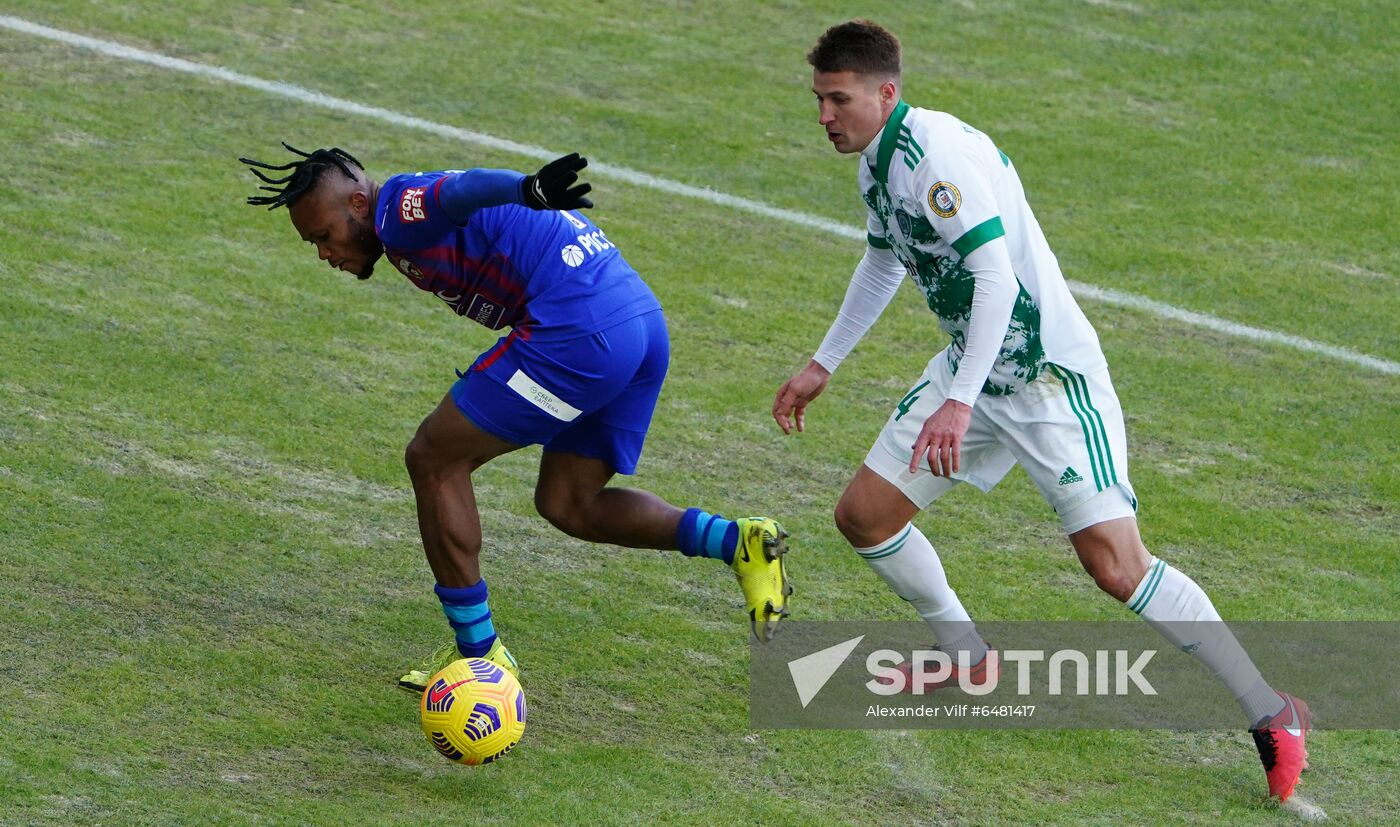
375,170,660,341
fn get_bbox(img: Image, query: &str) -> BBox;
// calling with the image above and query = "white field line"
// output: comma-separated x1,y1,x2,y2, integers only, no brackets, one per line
3,14,1397,377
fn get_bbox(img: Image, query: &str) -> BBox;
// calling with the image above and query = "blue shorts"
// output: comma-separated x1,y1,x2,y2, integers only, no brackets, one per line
450,310,669,475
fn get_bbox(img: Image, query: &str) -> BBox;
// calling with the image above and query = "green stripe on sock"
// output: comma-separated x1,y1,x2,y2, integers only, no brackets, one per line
856,526,912,559
1127,561,1155,613
859,543,906,560
857,539,909,560
1129,560,1165,614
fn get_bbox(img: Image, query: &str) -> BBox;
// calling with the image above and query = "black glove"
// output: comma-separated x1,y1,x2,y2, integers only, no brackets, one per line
522,153,594,210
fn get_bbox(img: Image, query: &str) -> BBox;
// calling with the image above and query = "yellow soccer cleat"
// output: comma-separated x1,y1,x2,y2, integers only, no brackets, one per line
398,638,520,693
731,517,793,642
483,637,520,679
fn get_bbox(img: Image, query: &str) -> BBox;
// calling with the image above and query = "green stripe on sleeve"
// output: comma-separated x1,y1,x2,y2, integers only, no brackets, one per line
867,232,892,249
950,216,1005,257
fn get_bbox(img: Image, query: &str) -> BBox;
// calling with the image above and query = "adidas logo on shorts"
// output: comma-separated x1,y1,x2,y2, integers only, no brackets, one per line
1058,467,1084,486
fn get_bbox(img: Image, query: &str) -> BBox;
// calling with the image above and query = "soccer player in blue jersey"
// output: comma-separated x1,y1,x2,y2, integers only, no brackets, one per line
240,144,792,689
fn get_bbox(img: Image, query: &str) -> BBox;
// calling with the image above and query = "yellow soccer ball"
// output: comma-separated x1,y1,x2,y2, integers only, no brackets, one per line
419,657,526,765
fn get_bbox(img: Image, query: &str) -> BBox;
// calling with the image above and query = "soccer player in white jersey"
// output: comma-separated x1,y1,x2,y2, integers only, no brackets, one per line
771,19,1310,803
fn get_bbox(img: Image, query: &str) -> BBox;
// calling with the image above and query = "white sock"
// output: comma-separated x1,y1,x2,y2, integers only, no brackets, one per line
855,524,988,664
1128,556,1284,725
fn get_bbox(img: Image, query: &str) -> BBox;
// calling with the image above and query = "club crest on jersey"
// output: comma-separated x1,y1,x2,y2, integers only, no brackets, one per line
895,208,913,239
400,186,428,222
928,181,961,218
395,257,425,281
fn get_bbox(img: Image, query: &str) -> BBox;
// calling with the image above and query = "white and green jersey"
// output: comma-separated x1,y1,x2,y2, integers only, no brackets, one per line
858,100,1105,396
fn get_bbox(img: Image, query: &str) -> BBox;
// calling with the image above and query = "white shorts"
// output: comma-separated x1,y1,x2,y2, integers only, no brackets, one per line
864,350,1138,533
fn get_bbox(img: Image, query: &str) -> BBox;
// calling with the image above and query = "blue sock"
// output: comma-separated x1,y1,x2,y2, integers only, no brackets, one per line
435,580,498,659
676,508,739,565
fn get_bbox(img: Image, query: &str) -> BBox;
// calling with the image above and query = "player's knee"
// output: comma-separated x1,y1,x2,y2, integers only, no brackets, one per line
405,428,492,483
1072,523,1150,602
1098,574,1138,604
404,433,436,482
534,488,588,538
834,496,883,548
1084,561,1138,602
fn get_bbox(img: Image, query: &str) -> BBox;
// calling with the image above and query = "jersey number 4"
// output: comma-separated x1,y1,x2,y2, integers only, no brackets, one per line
895,380,931,421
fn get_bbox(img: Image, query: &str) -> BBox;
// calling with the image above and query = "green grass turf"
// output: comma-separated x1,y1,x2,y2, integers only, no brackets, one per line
1,2,1396,824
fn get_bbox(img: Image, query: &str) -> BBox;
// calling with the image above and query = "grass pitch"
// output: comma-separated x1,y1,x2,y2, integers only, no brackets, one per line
0,2,1396,824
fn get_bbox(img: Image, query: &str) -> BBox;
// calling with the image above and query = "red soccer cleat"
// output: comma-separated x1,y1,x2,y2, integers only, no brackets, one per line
876,649,999,694
1250,692,1311,802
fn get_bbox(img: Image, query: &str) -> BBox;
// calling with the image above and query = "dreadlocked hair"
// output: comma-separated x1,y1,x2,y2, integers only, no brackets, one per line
239,142,364,210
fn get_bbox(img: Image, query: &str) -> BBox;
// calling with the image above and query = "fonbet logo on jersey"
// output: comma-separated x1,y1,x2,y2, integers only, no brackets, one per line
560,229,613,267
400,186,428,222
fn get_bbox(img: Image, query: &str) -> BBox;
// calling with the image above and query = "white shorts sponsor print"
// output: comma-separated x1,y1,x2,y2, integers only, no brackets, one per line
505,369,583,422
864,349,1137,531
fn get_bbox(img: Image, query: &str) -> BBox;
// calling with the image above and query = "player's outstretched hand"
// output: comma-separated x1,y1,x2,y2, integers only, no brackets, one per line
773,360,831,435
523,153,594,210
